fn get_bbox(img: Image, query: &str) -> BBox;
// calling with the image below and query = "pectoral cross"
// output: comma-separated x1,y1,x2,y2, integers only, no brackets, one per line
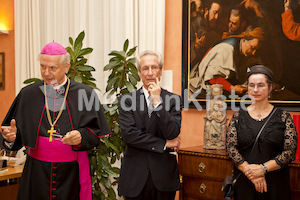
48,126,57,142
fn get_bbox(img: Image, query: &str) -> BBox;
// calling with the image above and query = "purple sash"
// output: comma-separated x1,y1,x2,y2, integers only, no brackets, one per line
29,136,92,200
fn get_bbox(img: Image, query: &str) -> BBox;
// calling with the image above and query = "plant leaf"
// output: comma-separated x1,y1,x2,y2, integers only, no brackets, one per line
78,48,93,57
23,78,42,84
83,81,98,89
103,168,117,177
109,50,125,58
78,65,95,72
65,47,73,55
74,31,85,49
106,89,116,99
116,65,124,72
111,167,120,174
99,176,111,188
75,58,87,66
106,76,119,92
109,57,120,62
126,46,137,56
74,76,82,83
107,188,117,199
74,31,85,56
125,81,135,92
104,61,121,71
128,62,139,73
69,37,73,46
129,75,138,86
123,39,129,52
127,57,136,64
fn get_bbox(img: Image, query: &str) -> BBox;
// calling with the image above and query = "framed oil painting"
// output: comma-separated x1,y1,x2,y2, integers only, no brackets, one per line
182,0,300,110
0,53,4,90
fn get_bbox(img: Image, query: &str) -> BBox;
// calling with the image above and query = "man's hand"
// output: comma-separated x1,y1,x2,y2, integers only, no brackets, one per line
148,77,162,107
1,119,17,143
284,0,291,11
241,0,263,17
61,130,82,145
230,85,247,95
166,136,181,150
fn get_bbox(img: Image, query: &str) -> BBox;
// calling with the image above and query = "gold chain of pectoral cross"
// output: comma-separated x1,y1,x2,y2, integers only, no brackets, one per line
44,78,70,142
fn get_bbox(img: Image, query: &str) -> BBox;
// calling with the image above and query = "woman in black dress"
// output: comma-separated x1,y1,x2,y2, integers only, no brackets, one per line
226,65,297,200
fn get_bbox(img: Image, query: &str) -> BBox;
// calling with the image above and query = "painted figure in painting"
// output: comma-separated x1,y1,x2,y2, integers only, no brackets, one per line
282,0,300,41
190,26,264,96
190,0,224,68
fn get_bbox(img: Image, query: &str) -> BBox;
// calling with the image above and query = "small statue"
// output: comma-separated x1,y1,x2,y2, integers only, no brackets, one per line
204,84,227,150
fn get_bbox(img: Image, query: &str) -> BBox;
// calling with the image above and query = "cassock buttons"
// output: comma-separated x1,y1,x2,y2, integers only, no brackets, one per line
52,165,58,198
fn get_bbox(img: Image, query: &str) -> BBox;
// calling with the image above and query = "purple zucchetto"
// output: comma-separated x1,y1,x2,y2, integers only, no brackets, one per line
40,42,68,55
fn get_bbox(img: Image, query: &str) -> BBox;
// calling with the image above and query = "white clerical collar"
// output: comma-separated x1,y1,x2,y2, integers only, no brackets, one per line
53,76,68,90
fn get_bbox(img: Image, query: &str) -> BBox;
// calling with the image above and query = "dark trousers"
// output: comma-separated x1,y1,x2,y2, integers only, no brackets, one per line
125,173,176,200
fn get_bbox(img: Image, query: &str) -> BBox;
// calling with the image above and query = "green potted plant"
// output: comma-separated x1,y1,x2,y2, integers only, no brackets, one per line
91,39,139,199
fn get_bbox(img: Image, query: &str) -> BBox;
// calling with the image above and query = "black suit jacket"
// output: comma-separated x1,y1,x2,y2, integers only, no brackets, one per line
118,88,182,197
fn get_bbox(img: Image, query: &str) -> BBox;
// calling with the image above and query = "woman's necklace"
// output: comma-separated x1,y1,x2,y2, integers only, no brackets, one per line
257,113,262,121
44,78,70,142
255,106,273,121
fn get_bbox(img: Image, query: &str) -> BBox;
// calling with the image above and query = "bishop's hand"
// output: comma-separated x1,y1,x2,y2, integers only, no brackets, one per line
61,130,82,145
1,119,17,143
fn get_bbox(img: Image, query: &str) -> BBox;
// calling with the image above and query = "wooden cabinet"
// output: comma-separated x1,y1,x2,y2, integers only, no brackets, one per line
178,146,300,200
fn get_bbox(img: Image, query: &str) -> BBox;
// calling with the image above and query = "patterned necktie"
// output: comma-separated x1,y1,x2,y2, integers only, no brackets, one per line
148,96,153,118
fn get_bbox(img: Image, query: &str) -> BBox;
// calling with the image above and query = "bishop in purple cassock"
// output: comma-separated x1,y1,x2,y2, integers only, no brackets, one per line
1,42,110,200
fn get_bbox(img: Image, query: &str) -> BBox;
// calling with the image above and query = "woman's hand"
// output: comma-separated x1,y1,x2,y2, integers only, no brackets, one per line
251,176,267,193
243,164,267,193
244,164,265,179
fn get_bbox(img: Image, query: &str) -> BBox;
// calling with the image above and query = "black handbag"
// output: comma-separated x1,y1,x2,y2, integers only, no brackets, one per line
222,175,237,200
222,108,277,199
